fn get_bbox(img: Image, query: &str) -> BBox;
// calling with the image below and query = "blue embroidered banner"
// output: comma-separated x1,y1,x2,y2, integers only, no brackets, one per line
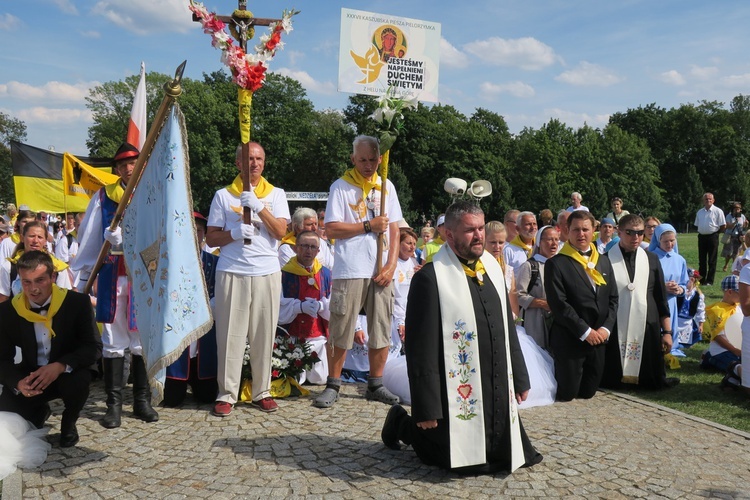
122,104,212,403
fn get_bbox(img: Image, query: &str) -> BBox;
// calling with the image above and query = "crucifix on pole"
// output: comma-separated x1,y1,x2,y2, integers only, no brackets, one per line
192,0,282,243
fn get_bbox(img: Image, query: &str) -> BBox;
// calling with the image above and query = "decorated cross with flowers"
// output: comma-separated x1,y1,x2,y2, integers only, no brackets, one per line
190,0,298,238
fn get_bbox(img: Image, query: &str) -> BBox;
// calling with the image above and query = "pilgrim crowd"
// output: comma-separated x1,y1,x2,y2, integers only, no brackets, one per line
1,135,749,475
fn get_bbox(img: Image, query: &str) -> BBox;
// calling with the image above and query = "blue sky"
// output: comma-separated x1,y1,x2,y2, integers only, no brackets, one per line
2,0,750,155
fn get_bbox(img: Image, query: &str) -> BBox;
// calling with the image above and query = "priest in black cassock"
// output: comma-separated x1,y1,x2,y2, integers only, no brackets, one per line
600,214,676,390
380,201,542,474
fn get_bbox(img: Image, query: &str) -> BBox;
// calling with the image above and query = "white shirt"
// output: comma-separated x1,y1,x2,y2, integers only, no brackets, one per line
0,259,73,297
393,257,417,325
325,178,403,280
0,237,16,261
504,241,532,275
30,297,53,367
208,186,291,276
566,205,589,212
694,204,726,234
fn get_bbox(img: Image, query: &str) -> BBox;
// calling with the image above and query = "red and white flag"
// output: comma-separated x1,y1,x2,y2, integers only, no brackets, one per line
127,61,147,151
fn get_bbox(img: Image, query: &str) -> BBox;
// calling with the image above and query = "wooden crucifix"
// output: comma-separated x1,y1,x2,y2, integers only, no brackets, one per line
193,0,281,244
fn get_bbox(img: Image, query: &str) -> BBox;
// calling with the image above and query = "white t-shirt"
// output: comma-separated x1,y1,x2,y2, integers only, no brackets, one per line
393,257,417,324
207,186,290,276
504,242,530,276
325,178,403,280
566,205,589,212
0,237,16,261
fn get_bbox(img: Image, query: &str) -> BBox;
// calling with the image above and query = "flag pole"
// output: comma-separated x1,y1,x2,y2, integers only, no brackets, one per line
84,61,186,294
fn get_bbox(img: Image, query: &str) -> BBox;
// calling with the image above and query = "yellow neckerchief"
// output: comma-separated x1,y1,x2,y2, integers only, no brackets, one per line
11,233,20,244
281,256,322,290
461,259,486,286
11,285,68,339
509,234,534,258
226,174,274,199
559,241,606,286
704,301,738,342
341,168,383,201
280,232,296,246
9,250,69,272
105,182,125,203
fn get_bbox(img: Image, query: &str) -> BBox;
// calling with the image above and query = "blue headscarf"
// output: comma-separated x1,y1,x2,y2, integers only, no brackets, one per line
647,223,679,255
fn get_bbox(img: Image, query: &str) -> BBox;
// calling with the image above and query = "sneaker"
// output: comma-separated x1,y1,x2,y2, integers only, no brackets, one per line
212,401,233,417
251,397,278,413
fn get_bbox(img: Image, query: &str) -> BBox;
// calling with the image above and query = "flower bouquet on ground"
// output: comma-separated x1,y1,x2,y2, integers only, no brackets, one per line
239,327,320,400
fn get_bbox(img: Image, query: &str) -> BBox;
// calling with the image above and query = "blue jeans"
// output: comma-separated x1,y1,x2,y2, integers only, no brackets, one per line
701,350,740,373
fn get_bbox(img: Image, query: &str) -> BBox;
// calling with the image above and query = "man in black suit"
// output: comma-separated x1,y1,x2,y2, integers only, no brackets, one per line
380,201,542,474
545,210,618,401
0,251,99,447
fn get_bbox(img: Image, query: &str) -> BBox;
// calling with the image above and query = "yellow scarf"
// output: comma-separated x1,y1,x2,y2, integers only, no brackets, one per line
341,168,383,201
461,259,486,286
226,174,274,199
704,301,738,342
280,232,296,246
559,241,606,286
105,182,125,203
281,257,322,290
9,250,69,272
510,234,534,259
11,233,20,244
11,284,68,339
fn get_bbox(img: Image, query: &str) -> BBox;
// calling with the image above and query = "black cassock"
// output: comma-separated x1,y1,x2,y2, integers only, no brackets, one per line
600,248,671,390
404,263,542,473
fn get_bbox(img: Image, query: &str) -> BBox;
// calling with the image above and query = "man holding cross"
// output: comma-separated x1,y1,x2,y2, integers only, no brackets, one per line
314,135,403,409
206,143,290,416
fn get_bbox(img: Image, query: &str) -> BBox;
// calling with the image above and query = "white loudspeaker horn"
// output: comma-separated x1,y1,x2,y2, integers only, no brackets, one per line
444,178,468,197
468,180,492,200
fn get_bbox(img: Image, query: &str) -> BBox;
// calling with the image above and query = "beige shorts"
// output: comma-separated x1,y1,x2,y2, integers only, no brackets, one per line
328,278,394,350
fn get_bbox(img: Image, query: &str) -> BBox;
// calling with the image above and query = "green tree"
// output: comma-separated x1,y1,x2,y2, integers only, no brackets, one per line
0,112,27,205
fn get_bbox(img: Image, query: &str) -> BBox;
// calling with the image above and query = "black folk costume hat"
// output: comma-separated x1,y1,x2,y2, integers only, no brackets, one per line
113,142,140,163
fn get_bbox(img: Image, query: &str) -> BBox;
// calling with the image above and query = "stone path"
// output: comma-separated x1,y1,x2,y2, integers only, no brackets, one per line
3,382,750,499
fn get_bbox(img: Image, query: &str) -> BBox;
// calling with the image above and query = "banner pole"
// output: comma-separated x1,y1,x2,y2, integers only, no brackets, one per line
84,61,186,294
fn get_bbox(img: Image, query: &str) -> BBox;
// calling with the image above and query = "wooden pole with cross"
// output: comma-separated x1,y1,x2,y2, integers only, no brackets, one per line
192,1,281,243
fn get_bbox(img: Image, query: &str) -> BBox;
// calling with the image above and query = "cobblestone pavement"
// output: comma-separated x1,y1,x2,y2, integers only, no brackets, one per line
4,381,750,499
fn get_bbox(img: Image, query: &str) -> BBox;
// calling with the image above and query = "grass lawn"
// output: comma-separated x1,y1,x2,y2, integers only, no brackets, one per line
614,233,750,432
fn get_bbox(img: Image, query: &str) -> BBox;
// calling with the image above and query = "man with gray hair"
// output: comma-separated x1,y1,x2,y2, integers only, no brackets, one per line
503,211,537,274
278,207,334,269
314,135,403,408
556,210,570,246
566,192,589,212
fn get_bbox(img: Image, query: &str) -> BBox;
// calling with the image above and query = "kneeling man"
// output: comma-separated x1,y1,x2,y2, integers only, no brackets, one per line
381,201,542,474
0,251,99,447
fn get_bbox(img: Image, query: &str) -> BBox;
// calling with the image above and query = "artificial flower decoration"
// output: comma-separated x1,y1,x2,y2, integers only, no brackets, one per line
189,1,299,92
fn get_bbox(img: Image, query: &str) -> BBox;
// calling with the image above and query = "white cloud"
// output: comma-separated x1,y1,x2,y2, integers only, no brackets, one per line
15,107,93,126
689,65,719,79
722,73,750,88
658,70,686,86
480,81,535,99
92,0,194,35
440,38,468,69
274,69,336,95
80,30,101,39
545,108,610,129
0,13,21,30
555,61,622,87
463,37,558,70
0,81,99,102
287,50,304,67
50,0,78,15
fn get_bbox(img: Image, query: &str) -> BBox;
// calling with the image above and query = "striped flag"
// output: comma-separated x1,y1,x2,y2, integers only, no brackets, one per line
127,62,147,151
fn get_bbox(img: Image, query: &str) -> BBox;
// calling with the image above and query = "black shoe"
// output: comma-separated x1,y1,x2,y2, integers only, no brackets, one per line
720,372,741,390
60,425,79,448
102,357,124,428
131,355,159,423
663,377,680,388
381,404,407,450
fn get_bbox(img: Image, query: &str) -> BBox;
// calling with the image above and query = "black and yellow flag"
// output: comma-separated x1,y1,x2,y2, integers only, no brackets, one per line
11,141,118,213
